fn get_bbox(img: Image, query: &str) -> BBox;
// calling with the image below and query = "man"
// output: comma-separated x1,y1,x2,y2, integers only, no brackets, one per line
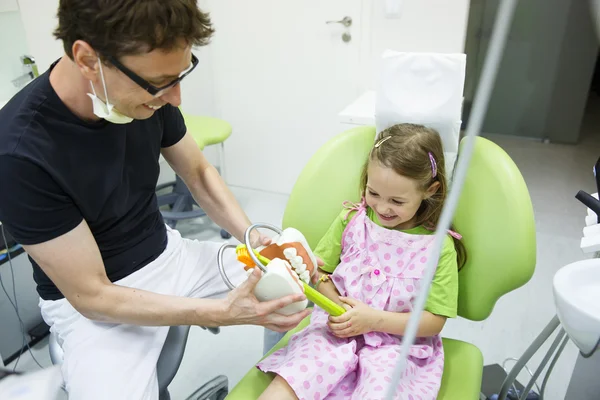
0,1,312,399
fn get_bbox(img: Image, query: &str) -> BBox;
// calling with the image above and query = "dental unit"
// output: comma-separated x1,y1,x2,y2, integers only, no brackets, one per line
577,158,600,254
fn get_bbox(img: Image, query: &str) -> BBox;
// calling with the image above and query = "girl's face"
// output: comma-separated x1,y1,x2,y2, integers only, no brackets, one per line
365,161,438,230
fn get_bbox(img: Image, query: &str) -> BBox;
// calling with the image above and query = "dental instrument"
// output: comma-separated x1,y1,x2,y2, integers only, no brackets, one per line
217,223,346,317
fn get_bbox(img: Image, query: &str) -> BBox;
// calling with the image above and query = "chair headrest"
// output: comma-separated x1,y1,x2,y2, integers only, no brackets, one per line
374,50,466,178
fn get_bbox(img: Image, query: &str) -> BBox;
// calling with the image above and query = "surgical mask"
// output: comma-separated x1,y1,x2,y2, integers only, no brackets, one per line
86,60,133,124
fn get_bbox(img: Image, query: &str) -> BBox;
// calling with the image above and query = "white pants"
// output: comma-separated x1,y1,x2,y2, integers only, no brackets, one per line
39,226,246,400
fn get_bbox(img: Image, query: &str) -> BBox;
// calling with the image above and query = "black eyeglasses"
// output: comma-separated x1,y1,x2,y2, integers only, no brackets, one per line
107,53,198,96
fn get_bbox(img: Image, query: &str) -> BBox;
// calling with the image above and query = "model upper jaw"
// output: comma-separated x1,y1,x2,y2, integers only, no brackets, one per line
257,228,317,285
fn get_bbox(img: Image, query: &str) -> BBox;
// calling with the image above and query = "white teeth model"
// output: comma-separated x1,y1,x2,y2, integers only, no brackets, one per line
257,227,319,285
281,252,309,283
283,248,297,259
300,271,310,282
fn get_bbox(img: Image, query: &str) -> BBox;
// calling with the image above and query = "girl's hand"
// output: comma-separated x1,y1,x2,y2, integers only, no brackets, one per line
327,297,378,338
312,257,325,284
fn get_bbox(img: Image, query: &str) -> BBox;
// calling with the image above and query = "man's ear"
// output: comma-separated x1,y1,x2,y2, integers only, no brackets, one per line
72,40,100,81
424,181,441,199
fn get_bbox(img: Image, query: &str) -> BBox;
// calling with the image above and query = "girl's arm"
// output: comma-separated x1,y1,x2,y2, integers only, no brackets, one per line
328,297,447,338
315,269,345,307
370,309,447,337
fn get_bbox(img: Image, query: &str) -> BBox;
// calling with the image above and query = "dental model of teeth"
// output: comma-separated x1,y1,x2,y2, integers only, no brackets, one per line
238,228,319,315
255,227,318,285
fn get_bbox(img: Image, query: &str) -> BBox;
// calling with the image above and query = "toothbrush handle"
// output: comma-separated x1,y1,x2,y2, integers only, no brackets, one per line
302,283,346,316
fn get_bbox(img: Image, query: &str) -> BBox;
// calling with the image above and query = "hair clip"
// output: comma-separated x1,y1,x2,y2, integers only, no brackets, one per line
374,135,392,148
428,152,437,178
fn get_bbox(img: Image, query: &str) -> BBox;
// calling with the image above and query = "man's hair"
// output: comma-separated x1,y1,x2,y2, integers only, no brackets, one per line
54,0,214,59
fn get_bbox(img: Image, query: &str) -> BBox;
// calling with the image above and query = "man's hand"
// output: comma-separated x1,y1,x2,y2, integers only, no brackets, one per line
250,231,272,248
327,297,378,338
219,267,311,332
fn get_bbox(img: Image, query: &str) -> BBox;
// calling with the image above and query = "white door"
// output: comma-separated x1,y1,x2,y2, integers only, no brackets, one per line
202,1,363,194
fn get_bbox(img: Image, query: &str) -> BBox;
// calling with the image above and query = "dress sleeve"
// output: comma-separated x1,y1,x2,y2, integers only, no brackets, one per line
0,155,83,245
160,105,187,148
313,209,354,274
424,235,459,318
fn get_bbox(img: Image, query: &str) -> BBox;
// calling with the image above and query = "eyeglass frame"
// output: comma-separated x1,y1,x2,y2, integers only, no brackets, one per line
106,53,198,96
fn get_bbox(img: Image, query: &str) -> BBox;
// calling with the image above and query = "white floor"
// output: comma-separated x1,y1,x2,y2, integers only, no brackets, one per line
6,100,600,399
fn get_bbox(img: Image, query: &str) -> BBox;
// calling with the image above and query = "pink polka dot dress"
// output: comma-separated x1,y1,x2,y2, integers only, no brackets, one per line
256,204,446,400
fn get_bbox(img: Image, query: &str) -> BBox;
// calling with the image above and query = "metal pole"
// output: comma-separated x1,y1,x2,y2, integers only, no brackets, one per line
496,316,561,400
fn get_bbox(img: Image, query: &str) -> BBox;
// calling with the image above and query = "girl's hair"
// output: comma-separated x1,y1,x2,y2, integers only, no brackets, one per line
359,123,467,269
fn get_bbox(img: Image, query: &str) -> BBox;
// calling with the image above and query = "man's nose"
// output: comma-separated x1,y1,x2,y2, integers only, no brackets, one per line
159,83,182,107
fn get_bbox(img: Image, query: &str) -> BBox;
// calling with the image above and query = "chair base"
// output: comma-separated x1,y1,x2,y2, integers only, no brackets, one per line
157,175,232,239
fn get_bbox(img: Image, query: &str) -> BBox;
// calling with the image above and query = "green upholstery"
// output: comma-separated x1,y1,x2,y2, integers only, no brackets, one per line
227,126,536,399
282,126,376,250
180,111,232,150
453,137,536,320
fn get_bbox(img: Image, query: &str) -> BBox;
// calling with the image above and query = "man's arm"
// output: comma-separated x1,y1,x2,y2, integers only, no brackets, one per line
23,219,309,331
160,132,256,244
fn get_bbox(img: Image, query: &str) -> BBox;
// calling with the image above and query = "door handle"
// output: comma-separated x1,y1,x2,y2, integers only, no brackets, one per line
326,16,352,27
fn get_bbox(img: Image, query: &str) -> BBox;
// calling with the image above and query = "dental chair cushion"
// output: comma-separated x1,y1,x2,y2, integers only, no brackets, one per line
180,112,232,149
227,315,483,400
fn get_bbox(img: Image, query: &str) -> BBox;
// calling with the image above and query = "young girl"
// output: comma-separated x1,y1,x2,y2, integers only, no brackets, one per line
257,123,466,400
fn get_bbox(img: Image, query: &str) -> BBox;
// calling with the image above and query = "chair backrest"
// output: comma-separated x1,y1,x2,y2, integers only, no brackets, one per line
283,126,536,322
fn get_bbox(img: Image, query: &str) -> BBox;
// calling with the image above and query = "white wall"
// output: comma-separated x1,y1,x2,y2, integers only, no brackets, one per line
193,0,471,193
16,0,62,74
0,0,18,12
359,0,471,92
0,10,30,101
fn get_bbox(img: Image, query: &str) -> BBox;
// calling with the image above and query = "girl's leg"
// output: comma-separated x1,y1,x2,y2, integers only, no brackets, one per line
258,375,299,400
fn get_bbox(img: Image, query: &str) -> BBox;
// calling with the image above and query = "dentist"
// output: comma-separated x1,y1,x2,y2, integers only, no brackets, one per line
0,1,310,399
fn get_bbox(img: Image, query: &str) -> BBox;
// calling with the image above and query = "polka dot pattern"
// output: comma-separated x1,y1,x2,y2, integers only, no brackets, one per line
255,206,443,400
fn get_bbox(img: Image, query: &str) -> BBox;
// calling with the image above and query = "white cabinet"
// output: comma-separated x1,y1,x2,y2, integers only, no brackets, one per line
0,0,18,13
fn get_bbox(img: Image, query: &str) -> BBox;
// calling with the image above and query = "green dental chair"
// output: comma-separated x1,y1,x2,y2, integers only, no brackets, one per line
226,125,537,399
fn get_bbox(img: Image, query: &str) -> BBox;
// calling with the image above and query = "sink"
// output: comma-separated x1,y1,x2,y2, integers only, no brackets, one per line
553,258,600,355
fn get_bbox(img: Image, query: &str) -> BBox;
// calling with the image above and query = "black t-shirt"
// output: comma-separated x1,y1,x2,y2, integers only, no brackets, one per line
0,60,187,300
